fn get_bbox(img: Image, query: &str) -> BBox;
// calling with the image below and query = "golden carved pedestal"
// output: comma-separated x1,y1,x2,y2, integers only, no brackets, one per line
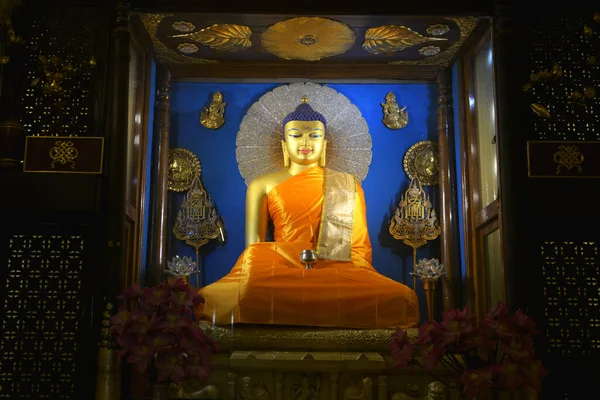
172,323,457,400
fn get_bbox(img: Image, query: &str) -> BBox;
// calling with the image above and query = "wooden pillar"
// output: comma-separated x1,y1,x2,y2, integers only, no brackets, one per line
437,68,460,309
147,66,171,286
104,2,130,295
493,3,526,311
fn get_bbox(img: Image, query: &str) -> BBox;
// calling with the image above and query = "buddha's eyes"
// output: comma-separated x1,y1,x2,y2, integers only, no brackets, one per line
287,133,322,139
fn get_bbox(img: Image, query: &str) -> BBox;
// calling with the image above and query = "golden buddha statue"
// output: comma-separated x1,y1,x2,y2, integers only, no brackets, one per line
197,97,419,329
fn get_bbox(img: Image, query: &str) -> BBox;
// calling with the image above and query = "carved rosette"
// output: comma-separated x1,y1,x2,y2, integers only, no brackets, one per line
261,17,356,61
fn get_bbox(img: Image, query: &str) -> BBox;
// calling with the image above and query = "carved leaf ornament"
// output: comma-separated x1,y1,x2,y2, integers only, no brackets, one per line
171,24,252,52
362,25,446,54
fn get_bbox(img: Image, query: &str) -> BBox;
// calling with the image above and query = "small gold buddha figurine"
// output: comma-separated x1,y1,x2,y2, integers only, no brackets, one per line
200,91,226,129
382,91,408,129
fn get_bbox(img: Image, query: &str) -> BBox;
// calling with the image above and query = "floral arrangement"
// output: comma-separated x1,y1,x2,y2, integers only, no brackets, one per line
391,302,547,398
109,278,216,384
412,258,445,281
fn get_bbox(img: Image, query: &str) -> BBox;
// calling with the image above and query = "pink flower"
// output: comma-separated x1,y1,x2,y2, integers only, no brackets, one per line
391,328,416,368
460,368,493,399
156,311,193,331
390,301,547,398
486,301,510,321
108,306,130,335
391,328,409,347
512,309,540,335
125,342,156,373
414,320,440,346
459,328,496,362
109,280,214,385
521,360,548,391
180,328,212,355
141,286,170,307
156,351,186,384
484,302,516,342
499,337,534,362
420,343,445,370
148,331,176,351
119,283,143,300
125,309,153,337
168,278,190,292
493,359,523,391
170,287,197,308
439,306,476,346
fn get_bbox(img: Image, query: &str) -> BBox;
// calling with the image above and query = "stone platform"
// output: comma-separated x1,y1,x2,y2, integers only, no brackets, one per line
169,323,455,400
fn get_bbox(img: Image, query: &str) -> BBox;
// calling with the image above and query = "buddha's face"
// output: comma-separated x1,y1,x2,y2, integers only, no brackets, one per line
282,120,326,166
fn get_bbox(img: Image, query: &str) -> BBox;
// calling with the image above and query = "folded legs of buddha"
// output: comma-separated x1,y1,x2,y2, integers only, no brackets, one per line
197,97,419,329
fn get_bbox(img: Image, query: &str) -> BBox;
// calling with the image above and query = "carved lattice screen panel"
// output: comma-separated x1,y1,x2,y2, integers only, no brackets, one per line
19,7,102,137
0,235,85,399
527,16,600,140
542,241,600,356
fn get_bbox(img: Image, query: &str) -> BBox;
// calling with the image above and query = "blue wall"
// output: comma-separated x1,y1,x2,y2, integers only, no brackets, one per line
168,82,440,319
452,64,468,307
140,60,156,287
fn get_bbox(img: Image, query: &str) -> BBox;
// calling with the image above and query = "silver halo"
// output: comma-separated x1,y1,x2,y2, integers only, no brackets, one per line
236,82,372,185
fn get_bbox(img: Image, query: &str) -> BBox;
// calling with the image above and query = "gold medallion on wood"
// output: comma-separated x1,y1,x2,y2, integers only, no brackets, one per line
168,148,201,192
403,140,439,186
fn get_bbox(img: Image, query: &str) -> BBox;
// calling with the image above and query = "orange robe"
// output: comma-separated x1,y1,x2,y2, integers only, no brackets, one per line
197,166,419,329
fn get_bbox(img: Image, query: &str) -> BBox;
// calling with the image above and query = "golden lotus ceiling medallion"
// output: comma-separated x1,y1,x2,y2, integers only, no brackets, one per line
139,13,218,64
388,17,478,66
261,17,356,61
426,24,450,36
419,46,441,56
177,43,199,54
170,24,252,52
172,21,195,32
362,25,446,55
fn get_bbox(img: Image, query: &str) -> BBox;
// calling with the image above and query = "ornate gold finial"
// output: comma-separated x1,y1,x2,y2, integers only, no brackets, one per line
301,96,308,103
389,176,441,289
173,176,225,288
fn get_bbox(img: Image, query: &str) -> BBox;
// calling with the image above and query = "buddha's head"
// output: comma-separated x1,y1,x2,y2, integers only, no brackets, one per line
281,96,327,168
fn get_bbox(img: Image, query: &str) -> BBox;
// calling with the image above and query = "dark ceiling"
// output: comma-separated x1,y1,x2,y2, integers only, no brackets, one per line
137,12,481,68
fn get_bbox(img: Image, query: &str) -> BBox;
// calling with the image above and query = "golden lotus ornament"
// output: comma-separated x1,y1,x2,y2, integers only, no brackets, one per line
261,17,355,61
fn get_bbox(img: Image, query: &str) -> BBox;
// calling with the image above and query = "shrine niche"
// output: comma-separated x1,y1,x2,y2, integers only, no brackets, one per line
91,4,531,399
